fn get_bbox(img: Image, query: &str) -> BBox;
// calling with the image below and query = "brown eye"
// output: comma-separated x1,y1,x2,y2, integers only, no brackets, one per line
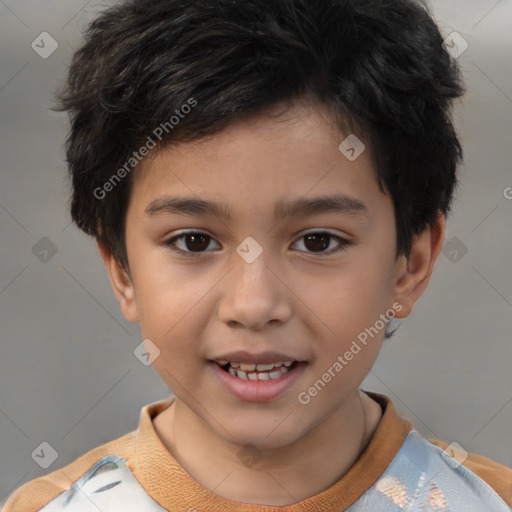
181,233,210,252
293,232,350,255
164,230,350,258
165,231,220,255
303,233,330,252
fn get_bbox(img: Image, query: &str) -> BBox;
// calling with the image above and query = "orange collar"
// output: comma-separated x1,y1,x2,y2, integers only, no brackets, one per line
130,390,414,511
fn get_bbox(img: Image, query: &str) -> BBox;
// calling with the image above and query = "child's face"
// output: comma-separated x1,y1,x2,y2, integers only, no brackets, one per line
107,102,418,449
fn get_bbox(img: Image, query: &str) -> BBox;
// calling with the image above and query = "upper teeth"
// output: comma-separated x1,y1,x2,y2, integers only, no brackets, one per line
216,361,294,371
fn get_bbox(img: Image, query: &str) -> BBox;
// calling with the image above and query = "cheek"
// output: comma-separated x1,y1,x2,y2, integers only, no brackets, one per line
131,253,200,328
308,264,393,333
349,233,397,305
134,274,212,372
299,251,395,360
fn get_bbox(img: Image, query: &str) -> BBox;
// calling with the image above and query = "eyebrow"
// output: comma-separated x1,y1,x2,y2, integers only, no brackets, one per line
145,194,369,221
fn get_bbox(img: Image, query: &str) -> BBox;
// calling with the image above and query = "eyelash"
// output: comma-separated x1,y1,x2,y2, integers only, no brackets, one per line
163,231,351,258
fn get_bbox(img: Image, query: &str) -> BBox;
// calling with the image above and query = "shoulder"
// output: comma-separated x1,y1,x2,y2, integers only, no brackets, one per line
428,437,512,507
2,431,136,512
366,431,512,511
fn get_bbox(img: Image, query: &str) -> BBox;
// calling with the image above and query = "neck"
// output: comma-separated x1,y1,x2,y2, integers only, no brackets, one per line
153,389,382,506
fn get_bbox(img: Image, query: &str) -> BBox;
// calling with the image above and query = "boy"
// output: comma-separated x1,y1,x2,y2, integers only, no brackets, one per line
3,0,511,510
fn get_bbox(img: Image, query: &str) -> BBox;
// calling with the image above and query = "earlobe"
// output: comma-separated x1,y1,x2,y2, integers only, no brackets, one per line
392,212,446,319
96,240,139,323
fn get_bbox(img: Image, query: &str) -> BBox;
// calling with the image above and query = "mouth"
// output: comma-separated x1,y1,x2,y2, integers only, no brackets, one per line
208,359,307,402
214,360,299,381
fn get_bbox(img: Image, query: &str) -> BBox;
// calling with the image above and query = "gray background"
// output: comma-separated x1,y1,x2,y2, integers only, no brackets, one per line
1,0,511,506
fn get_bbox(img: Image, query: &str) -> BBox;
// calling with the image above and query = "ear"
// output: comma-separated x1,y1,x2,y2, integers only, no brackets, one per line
391,211,445,318
96,240,139,323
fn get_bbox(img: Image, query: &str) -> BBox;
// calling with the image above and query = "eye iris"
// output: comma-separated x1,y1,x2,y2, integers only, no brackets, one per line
185,233,210,252
304,233,330,252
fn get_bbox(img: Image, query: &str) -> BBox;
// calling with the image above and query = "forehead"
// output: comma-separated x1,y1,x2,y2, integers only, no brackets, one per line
129,101,386,218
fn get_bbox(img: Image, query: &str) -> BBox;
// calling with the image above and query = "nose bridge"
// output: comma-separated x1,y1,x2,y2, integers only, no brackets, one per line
218,236,291,328
231,235,275,294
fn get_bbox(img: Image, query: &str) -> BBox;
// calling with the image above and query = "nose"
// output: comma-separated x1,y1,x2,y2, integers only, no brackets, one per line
217,247,292,330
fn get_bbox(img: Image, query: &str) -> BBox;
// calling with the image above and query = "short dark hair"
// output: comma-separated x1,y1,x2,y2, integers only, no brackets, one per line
56,0,464,275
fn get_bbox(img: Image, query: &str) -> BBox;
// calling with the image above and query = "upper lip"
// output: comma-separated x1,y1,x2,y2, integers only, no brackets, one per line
211,350,304,365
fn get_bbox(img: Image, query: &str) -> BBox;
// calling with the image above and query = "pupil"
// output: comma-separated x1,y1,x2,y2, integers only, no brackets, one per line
186,234,209,252
305,234,329,252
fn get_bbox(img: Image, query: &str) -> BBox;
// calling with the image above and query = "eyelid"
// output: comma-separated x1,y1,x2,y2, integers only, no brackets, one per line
295,228,349,239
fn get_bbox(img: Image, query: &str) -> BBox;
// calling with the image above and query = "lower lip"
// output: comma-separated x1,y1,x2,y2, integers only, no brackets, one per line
209,361,307,402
